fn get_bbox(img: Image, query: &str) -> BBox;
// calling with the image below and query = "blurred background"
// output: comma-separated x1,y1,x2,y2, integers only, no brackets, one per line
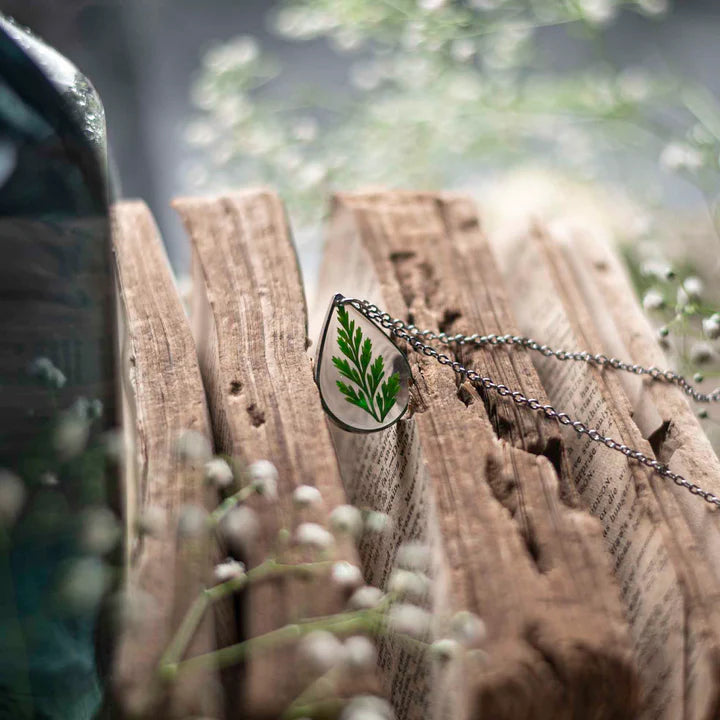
3,0,719,266
3,0,720,445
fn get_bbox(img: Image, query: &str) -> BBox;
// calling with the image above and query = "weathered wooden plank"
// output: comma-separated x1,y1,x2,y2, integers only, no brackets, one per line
491,223,720,719
565,229,720,575
317,191,636,720
111,201,222,718
174,190,376,719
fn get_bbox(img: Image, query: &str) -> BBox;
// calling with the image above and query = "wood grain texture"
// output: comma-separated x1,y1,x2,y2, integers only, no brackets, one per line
566,229,720,578
319,191,637,719
174,190,375,719
111,201,222,718
493,223,720,719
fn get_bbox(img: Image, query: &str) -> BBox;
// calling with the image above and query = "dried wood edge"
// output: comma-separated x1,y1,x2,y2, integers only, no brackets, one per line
565,230,720,576
320,192,637,720
537,226,720,708
173,190,380,720
507,224,720,718
111,201,222,718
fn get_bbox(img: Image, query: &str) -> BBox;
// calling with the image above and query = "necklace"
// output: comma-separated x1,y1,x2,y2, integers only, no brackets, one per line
314,293,720,509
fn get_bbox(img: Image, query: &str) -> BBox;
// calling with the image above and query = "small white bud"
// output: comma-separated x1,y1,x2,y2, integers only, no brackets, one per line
683,276,704,299
331,561,364,589
0,469,25,525
642,289,664,312
293,484,323,507
52,413,89,459
248,460,278,499
430,638,463,663
177,504,209,538
395,541,431,571
205,458,234,488
176,430,212,463
349,585,385,610
388,603,432,638
449,610,487,647
214,557,246,582
221,505,259,550
690,342,714,365
39,472,59,487
702,314,720,340
364,510,391,534
344,636,377,670
388,569,430,601
330,505,363,537
341,695,395,720
296,522,335,550
297,630,344,673
137,505,165,537
79,506,121,555
57,557,110,612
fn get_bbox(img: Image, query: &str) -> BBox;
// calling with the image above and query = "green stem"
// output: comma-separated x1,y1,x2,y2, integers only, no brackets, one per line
171,611,372,677
209,484,256,526
159,559,335,676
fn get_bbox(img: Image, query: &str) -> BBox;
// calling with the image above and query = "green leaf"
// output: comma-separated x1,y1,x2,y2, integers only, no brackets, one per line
360,337,372,373
331,305,402,424
378,372,401,421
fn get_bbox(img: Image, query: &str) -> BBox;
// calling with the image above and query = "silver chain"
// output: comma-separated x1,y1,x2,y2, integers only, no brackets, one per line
345,297,720,509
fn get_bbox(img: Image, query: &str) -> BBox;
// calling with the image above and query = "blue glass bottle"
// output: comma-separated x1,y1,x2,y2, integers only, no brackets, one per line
0,15,117,720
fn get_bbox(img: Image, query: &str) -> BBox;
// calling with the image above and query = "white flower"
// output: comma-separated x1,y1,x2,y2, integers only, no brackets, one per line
349,585,385,610
637,0,669,16
580,0,617,25
683,276,704,299
137,505,165,537
690,342,714,365
248,460,278,499
214,557,246,582
176,430,212,463
450,610,487,647
330,505,363,537
0,470,25,525
298,630,344,673
451,38,476,62
431,638,463,663
332,561,364,589
28,356,67,388
341,695,395,720
178,504,209,538
388,603,432,638
221,506,259,549
293,484,323,507
79,506,121,555
395,541,431,571
640,260,673,280
52,412,89,459
39,472,58,487
642,289,664,311
344,636,377,670
702,314,720,340
364,511,391,534
418,0,448,10
296,522,334,550
57,557,109,612
660,142,703,173
388,569,430,601
205,458,234,489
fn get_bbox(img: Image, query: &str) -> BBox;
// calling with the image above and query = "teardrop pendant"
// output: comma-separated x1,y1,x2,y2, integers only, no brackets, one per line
315,295,412,433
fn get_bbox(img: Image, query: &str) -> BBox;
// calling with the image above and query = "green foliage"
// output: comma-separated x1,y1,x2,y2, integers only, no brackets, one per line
332,305,400,422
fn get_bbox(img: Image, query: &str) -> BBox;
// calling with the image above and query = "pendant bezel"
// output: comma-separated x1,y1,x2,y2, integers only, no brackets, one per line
314,294,412,433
